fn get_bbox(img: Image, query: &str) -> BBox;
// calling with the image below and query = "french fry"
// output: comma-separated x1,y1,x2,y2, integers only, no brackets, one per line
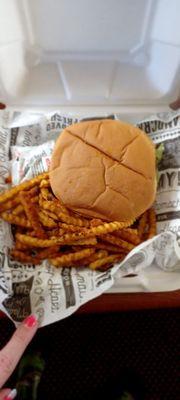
38,210,57,228
42,209,58,221
19,192,46,238
113,228,140,245
138,211,148,239
40,195,70,215
31,196,39,204
40,187,54,201
50,248,95,267
41,200,90,227
12,195,39,216
89,254,123,270
90,220,134,235
53,199,70,215
95,242,126,253
90,219,104,227
27,230,40,237
1,212,31,228
14,241,30,251
59,223,84,233
10,250,40,265
37,246,60,260
126,228,138,235
147,208,157,239
74,250,108,266
0,197,20,212
47,228,59,236
0,172,48,204
58,229,66,236
16,219,134,248
40,179,50,188
102,234,135,251
12,204,24,216
28,186,39,197
69,237,97,246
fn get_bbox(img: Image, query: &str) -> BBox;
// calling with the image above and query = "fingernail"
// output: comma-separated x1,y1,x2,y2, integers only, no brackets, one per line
23,314,37,328
4,388,17,400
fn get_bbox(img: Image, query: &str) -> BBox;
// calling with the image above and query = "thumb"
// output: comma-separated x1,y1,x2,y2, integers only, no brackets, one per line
0,315,38,388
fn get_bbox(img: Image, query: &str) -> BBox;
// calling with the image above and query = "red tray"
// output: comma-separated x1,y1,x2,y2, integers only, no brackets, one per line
0,291,179,320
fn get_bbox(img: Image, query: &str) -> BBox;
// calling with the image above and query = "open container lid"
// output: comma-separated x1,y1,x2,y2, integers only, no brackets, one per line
0,1,180,297
0,0,179,111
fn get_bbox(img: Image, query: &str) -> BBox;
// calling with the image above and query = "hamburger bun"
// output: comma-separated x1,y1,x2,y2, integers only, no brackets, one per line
49,119,156,222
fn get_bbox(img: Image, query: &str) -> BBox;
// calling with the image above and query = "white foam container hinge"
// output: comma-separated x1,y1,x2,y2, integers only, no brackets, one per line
0,0,180,293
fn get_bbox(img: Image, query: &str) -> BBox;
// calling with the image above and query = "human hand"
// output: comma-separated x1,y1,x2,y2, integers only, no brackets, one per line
0,315,38,400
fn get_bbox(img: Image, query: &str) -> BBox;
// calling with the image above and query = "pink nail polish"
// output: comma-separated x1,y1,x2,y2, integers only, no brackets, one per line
23,314,37,328
3,388,17,400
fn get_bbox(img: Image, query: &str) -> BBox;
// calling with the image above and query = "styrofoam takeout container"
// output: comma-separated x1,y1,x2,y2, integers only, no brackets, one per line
0,0,180,294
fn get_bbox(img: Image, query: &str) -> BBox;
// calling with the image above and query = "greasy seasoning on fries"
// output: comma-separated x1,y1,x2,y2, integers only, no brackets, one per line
0,173,157,270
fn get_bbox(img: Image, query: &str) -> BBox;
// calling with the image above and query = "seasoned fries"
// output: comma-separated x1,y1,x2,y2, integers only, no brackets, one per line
19,192,46,239
38,210,57,228
10,250,40,265
89,254,123,270
101,234,135,251
50,248,95,267
0,173,157,270
0,197,20,212
40,179,50,188
95,242,127,253
0,172,48,204
1,212,31,228
113,228,140,245
59,222,84,232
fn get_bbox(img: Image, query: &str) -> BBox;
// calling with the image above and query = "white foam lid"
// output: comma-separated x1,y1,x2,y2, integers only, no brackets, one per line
0,0,180,293
0,0,179,111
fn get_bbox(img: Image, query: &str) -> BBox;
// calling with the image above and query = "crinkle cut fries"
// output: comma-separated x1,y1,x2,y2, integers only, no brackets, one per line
0,173,157,270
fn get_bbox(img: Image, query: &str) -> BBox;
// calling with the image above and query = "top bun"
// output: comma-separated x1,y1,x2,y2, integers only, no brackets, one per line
49,119,156,222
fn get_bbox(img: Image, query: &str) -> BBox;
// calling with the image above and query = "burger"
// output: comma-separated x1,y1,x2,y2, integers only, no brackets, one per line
49,119,156,222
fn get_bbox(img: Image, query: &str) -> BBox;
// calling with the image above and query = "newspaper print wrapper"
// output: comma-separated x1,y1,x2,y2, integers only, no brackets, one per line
0,109,180,327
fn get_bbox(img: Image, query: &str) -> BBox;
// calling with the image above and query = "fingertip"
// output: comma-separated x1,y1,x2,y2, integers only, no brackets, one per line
23,314,38,329
3,388,17,400
0,389,10,400
0,389,12,400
